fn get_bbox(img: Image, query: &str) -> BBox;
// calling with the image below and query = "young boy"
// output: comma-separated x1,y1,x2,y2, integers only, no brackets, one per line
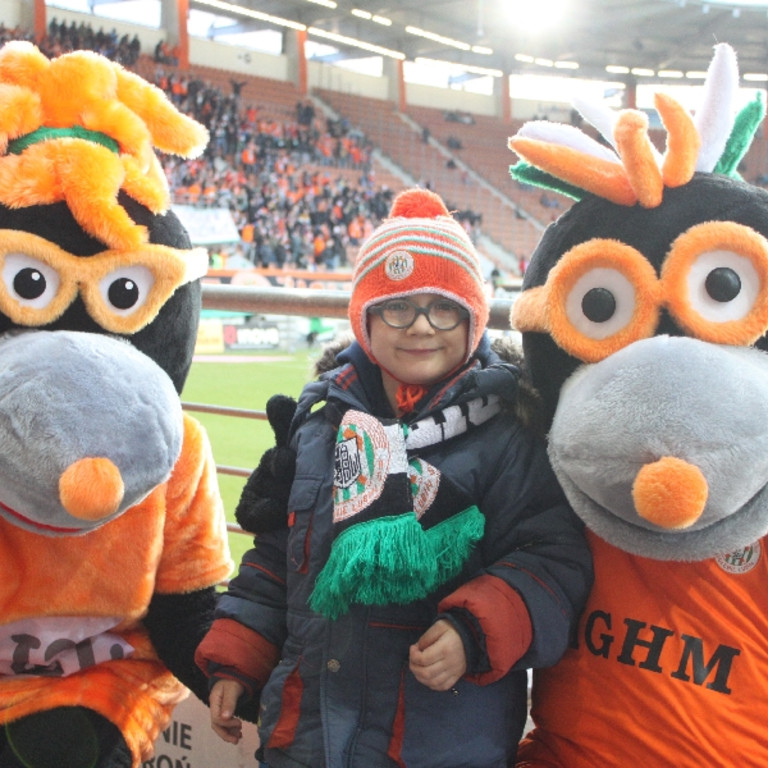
195,188,592,768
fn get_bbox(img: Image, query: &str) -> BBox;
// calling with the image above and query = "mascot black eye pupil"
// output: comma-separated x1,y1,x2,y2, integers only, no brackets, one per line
108,278,139,310
705,267,741,303
581,287,616,323
13,268,45,300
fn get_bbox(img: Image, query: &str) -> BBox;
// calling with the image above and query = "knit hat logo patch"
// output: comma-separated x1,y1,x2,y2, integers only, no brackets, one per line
333,412,408,523
384,250,414,281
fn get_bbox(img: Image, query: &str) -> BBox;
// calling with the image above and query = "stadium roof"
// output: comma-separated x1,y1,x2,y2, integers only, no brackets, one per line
191,0,768,85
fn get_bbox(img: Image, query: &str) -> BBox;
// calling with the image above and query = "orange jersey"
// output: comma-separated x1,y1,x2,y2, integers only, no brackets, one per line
0,414,232,765
518,530,768,768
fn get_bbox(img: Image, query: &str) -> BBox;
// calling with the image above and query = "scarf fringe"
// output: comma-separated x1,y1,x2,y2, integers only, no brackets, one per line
426,505,485,584
310,507,485,620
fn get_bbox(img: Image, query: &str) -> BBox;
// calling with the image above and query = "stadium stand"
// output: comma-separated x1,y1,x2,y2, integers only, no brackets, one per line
8,11,768,281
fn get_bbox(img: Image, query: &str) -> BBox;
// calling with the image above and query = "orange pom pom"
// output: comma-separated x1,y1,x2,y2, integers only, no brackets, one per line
389,188,449,218
59,457,124,521
632,456,708,530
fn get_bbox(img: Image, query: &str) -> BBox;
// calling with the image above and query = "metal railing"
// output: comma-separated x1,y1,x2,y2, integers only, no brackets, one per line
200,283,517,326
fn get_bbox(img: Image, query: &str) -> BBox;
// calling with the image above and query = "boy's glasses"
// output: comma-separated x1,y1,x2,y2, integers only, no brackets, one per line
369,298,469,330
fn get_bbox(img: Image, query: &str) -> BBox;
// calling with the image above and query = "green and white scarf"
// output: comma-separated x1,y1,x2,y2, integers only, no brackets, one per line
309,395,501,619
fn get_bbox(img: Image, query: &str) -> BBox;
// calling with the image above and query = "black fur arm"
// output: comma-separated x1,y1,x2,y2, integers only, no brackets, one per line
144,587,218,704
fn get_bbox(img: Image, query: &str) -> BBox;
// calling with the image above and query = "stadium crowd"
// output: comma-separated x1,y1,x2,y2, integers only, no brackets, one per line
1,19,484,271
152,61,392,270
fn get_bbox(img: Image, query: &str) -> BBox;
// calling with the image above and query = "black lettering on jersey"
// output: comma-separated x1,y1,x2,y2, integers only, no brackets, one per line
581,610,740,695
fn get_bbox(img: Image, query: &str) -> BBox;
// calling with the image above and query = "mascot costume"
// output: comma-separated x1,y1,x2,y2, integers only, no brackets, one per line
0,42,232,768
508,43,768,766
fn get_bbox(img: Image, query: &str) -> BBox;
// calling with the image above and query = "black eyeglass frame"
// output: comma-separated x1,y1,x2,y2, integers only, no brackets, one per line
368,298,469,331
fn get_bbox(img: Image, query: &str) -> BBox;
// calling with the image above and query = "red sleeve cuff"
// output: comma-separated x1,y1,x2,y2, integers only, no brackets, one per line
439,574,532,684
195,617,280,689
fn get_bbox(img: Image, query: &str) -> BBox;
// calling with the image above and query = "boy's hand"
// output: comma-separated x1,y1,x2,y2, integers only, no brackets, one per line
409,619,467,691
209,679,246,744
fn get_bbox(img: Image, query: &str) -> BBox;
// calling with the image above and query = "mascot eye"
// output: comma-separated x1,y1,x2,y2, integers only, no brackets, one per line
99,266,154,315
14,268,46,299
705,267,741,303
564,264,652,342
512,238,661,363
2,253,60,309
581,286,617,323
663,222,768,345
686,250,757,322
108,277,140,310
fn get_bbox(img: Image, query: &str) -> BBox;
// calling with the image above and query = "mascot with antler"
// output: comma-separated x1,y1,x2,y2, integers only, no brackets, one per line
508,44,768,766
0,42,231,768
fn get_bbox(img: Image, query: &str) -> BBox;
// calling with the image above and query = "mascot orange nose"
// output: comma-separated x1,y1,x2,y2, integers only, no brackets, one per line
632,457,709,529
59,458,125,521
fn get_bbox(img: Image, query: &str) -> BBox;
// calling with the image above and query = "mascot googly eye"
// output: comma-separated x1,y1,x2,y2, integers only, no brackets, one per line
0,42,232,768
510,43,768,768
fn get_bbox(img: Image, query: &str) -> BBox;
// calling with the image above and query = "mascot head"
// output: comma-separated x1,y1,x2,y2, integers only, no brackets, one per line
508,43,768,561
0,42,209,536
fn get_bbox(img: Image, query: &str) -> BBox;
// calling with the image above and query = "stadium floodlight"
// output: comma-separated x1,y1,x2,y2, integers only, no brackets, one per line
405,26,471,51
308,27,405,59
194,0,307,30
415,57,503,77
351,9,392,25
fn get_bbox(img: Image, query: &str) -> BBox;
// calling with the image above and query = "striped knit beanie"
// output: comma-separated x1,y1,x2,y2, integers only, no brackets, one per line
349,188,489,363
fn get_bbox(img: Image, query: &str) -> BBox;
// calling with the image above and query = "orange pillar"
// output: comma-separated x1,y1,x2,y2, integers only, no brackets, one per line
398,59,406,113
501,73,511,122
625,78,637,109
34,0,46,44
176,0,190,69
297,29,308,96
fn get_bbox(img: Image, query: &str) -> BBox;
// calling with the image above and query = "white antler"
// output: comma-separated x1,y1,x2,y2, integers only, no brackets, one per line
694,42,739,172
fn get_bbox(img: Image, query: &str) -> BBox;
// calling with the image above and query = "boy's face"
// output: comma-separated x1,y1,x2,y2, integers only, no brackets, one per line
368,292,469,388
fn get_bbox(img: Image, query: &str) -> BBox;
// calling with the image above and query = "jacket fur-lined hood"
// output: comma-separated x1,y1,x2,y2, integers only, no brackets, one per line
313,333,546,434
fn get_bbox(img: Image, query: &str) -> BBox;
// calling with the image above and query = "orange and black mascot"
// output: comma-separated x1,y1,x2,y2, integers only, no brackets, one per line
509,43,768,767
0,42,232,768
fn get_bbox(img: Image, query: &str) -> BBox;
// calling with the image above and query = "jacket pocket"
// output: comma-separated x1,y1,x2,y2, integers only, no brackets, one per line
261,637,324,763
263,656,304,750
287,474,324,573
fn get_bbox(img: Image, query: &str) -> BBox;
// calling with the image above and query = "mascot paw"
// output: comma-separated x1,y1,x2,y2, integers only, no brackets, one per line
6,708,98,768
2,707,129,768
235,395,297,534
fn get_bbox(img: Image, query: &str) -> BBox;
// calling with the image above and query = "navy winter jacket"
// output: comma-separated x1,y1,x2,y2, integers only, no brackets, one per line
200,337,592,768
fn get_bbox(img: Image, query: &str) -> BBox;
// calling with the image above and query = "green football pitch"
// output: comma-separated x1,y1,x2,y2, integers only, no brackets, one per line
183,348,321,566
